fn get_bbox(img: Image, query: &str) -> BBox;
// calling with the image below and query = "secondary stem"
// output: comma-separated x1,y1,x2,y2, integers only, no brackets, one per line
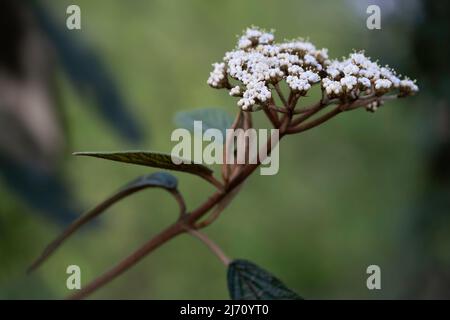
68,221,185,300
186,228,231,266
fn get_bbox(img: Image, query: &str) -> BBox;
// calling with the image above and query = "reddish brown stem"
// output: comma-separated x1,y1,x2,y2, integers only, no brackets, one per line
68,221,185,300
186,228,231,266
222,111,243,183
268,105,288,113
274,83,288,108
286,96,388,134
263,102,280,127
289,101,326,127
28,186,185,273
287,106,342,134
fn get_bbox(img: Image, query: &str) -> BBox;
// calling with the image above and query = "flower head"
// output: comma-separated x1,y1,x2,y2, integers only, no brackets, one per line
208,27,418,111
321,51,419,101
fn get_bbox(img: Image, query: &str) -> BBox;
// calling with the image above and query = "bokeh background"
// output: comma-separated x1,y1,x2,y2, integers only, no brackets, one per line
1,0,449,299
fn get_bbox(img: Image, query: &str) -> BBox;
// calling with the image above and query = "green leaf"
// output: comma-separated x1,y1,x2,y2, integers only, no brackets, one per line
174,108,234,138
227,259,302,300
123,172,178,190
28,172,180,273
74,151,212,177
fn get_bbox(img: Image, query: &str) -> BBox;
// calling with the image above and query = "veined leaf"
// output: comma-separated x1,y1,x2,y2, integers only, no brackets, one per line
74,151,213,177
227,259,302,300
28,172,180,273
123,171,178,190
174,108,234,138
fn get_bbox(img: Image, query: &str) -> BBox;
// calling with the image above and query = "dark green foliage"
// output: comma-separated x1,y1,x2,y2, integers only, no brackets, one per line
74,151,212,177
227,259,302,300
123,172,178,191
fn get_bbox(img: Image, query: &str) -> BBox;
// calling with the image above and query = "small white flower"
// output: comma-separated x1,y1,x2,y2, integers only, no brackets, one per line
207,62,227,88
259,32,275,44
238,38,252,50
375,79,392,91
380,67,400,88
340,75,357,91
287,75,311,92
258,45,280,56
303,54,322,70
245,28,262,39
237,97,255,111
358,77,371,89
277,53,300,68
343,63,360,76
315,48,329,63
322,78,343,95
300,70,320,83
229,86,241,96
326,66,341,79
399,78,419,93
350,52,369,66
287,65,304,75
366,100,383,112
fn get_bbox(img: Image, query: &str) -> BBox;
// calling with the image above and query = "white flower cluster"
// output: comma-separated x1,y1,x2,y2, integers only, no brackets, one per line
207,62,227,88
322,52,419,100
208,27,418,111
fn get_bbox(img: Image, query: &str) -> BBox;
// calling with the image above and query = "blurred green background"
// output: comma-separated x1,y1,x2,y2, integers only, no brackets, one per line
1,0,449,299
